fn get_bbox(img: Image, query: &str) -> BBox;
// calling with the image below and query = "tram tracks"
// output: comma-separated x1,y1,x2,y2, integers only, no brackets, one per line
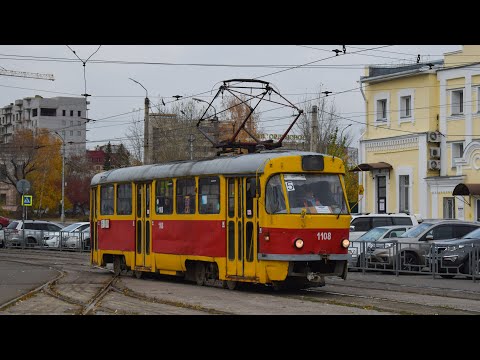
0,254,230,315
2,250,480,315
288,285,480,315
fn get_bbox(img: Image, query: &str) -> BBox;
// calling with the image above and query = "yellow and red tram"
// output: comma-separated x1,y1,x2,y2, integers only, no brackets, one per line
90,150,351,290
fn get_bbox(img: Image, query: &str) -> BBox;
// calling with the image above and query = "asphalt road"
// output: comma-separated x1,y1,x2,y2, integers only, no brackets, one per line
0,259,58,304
1,249,480,315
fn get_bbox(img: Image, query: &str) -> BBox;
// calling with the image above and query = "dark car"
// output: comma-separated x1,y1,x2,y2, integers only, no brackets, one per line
369,219,480,270
433,227,480,278
0,216,9,229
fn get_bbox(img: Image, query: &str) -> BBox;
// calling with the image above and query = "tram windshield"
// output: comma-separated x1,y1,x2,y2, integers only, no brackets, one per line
265,173,349,215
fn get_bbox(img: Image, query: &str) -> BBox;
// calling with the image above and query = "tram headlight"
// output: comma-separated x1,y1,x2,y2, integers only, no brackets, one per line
294,238,304,249
341,239,350,249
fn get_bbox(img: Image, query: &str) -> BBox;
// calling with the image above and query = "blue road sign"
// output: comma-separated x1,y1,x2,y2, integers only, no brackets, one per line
22,195,33,207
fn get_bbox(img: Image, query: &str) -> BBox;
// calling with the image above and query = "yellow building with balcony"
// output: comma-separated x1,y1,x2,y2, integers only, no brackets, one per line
356,45,480,221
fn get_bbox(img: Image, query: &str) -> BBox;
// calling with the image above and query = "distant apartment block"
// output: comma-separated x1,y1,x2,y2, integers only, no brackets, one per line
0,95,87,156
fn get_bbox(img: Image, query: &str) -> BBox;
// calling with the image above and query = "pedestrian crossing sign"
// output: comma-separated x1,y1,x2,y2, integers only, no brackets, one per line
22,195,33,206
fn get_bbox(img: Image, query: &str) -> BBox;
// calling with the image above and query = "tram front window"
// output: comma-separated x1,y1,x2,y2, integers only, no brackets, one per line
266,174,348,215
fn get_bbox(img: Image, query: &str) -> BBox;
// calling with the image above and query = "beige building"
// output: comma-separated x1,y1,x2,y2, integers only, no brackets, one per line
356,46,480,221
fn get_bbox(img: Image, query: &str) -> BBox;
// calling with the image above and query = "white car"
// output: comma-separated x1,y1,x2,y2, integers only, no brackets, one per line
349,213,419,241
348,225,412,268
64,225,90,250
44,222,89,248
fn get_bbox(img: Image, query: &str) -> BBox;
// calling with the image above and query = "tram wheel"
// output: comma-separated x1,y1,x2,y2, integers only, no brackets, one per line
194,262,206,286
225,280,237,290
272,281,285,291
133,270,143,279
113,256,122,276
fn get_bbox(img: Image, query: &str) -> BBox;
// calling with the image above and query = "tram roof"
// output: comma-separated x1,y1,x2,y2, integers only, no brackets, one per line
91,150,326,186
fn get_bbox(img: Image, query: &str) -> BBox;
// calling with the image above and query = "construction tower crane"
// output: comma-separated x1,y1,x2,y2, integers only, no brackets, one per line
0,67,54,81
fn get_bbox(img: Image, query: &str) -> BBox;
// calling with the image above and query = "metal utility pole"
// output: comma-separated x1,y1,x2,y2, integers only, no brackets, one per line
310,105,318,152
0,67,55,81
129,78,149,164
54,131,65,224
188,134,195,160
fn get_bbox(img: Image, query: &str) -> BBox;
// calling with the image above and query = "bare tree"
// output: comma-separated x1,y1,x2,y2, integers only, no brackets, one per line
0,129,40,192
294,87,350,153
125,112,144,165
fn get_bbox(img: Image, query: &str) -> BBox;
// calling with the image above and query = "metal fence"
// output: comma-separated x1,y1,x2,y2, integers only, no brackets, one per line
1,229,90,252
348,240,480,282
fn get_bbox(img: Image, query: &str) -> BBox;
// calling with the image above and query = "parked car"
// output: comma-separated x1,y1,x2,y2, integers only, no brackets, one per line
0,215,9,229
431,227,480,278
349,213,419,241
63,225,90,250
44,222,89,248
0,228,5,248
348,225,412,267
368,219,480,270
4,220,64,247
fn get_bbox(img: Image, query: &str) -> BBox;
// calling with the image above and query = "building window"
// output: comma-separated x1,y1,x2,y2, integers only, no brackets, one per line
70,120,73,126
476,199,480,222
70,130,73,136
452,142,464,159
62,110,66,116
62,130,65,137
40,108,57,116
77,120,81,126
451,90,464,115
443,197,455,219
399,175,409,213
78,111,81,117
77,131,81,136
32,109,38,117
155,179,174,214
376,99,387,121
478,88,480,113
70,110,73,116
116,183,132,215
0,193,6,205
400,95,411,118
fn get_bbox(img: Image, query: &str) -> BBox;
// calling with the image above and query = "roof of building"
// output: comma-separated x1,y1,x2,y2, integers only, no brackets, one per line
360,60,444,83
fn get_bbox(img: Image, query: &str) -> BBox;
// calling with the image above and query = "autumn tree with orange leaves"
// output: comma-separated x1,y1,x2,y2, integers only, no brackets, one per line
0,129,69,216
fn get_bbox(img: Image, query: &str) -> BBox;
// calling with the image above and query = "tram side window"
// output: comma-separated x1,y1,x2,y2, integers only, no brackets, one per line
265,175,286,214
100,184,114,215
156,179,173,214
177,178,196,214
117,184,132,215
199,176,220,214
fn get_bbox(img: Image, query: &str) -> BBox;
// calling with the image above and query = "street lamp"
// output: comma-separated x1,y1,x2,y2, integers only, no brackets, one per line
335,124,352,157
340,124,352,143
129,77,149,164
193,98,217,121
54,131,65,224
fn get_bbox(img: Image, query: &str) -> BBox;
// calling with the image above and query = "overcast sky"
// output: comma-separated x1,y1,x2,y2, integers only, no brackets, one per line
0,45,461,151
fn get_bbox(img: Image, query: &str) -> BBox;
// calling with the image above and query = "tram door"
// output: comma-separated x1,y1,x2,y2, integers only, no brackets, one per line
134,182,152,270
91,187,99,265
226,177,257,279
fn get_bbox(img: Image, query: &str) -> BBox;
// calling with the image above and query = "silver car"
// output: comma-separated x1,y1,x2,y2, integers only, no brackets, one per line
4,220,63,247
44,222,89,248
368,219,480,270
348,225,412,268
63,225,90,250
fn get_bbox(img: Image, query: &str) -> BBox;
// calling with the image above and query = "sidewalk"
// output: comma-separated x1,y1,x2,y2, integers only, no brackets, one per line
341,270,480,294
